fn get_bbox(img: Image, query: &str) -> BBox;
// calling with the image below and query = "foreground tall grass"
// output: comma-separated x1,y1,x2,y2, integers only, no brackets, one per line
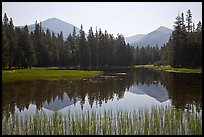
2,68,102,82
2,105,202,135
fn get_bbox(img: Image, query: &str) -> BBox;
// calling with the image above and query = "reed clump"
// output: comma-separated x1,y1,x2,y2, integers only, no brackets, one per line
2,105,202,135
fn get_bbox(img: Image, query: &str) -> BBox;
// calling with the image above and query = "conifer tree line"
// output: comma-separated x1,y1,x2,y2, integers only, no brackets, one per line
2,13,134,70
2,9,202,70
161,9,202,68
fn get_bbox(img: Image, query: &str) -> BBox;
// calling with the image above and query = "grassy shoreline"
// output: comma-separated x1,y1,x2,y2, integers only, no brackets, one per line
2,105,202,135
2,68,102,82
131,65,202,73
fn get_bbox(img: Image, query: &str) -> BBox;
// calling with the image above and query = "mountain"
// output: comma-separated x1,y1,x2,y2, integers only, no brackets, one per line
125,34,145,44
19,18,81,39
42,93,79,111
128,82,169,102
125,26,172,48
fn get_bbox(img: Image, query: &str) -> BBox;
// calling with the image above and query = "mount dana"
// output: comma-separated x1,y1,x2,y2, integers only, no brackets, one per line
125,26,172,48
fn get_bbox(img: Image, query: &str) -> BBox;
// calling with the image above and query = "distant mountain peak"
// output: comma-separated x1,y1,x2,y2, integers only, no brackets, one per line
125,34,146,44
19,17,81,39
44,17,68,24
125,26,173,48
156,26,172,32
48,17,59,20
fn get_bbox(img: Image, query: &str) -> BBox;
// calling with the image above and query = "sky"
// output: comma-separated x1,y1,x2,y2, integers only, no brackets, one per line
2,2,202,37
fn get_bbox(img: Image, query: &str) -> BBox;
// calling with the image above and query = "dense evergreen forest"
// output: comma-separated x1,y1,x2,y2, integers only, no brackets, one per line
2,9,202,70
161,10,202,68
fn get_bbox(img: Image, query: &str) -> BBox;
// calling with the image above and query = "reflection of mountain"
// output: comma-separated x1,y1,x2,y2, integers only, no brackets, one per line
42,93,79,111
2,68,202,118
2,76,130,116
129,82,169,102
15,104,53,117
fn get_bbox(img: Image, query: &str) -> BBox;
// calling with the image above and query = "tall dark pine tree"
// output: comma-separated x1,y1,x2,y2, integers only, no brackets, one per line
87,27,96,69
33,21,40,66
196,21,202,32
58,31,68,66
7,18,16,70
44,29,52,66
2,13,9,68
103,30,111,67
97,28,105,68
2,31,9,68
14,27,24,68
107,34,116,66
162,9,202,68
115,34,126,66
51,32,60,66
179,12,187,67
67,27,77,66
22,25,37,68
33,21,49,66
168,12,186,67
78,24,89,69
94,27,99,68
186,9,193,32
195,21,202,67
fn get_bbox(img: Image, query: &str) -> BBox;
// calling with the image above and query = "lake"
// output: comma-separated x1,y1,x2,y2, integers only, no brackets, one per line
2,68,202,118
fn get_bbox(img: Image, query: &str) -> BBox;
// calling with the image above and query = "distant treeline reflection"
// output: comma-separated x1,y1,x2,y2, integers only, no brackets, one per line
3,69,202,117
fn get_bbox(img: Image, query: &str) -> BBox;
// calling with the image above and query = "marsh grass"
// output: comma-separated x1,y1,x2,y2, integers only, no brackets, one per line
132,65,202,73
2,105,202,135
2,68,102,82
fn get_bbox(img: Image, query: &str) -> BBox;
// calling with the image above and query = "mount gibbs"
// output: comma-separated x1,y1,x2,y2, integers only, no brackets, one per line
20,18,81,40
2,9,202,70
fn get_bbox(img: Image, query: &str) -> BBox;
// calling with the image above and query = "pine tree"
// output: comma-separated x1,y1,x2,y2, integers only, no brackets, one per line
97,28,105,68
23,25,37,68
7,18,16,69
33,21,50,66
45,29,52,66
195,21,202,67
2,14,9,68
94,27,99,68
67,27,77,66
79,24,89,69
2,31,9,68
87,27,95,69
115,34,126,66
186,9,193,32
170,12,186,67
13,27,23,68
162,10,202,68
2,13,175,69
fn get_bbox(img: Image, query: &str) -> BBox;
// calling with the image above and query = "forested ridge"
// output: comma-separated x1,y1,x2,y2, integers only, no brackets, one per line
2,9,202,70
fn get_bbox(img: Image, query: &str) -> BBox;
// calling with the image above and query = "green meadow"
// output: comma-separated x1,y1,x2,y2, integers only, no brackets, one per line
2,68,102,82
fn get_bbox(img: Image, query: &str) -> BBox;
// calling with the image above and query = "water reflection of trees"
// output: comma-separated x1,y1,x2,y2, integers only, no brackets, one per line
2,69,202,118
130,68,163,86
162,73,202,112
3,80,71,117
2,75,134,116
67,75,134,109
131,68,202,111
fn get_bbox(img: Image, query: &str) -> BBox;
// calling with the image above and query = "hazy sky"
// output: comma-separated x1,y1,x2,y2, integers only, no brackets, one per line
2,2,202,37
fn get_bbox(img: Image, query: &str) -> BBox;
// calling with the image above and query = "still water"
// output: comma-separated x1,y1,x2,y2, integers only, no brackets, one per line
2,68,202,118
